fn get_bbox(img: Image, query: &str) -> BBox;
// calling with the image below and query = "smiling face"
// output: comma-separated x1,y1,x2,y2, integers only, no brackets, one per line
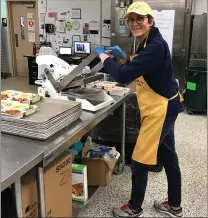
127,13,153,38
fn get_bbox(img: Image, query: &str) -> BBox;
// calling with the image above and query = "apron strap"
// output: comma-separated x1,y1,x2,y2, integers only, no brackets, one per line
168,92,184,102
168,92,179,101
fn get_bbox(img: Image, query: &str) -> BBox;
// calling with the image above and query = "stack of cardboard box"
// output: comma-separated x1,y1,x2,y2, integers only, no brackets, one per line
21,153,72,217
19,141,119,217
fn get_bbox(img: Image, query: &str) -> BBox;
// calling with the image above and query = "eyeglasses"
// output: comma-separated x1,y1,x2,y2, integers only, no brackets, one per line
127,15,148,25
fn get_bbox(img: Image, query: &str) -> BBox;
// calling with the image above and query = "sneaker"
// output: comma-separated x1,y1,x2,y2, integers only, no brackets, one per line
154,200,183,217
112,204,144,218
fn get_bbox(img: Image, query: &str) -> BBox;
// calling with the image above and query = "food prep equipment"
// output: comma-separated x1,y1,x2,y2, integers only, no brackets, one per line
35,53,115,112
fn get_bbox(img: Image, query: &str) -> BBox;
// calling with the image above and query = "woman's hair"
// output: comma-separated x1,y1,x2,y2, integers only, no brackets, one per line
147,15,155,27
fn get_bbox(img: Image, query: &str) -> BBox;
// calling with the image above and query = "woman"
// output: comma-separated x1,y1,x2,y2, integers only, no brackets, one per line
95,1,184,218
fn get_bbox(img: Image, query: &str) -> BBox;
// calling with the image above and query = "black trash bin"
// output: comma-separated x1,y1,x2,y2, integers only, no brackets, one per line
185,67,207,114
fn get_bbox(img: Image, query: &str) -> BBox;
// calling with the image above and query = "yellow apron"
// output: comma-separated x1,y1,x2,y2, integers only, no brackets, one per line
132,38,181,165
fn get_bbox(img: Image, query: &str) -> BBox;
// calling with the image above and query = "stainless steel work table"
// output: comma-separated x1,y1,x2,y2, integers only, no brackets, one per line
1,141,44,192
1,92,132,217
1,141,44,217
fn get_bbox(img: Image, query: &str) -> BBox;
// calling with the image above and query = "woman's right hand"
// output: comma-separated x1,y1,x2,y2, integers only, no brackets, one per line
110,45,127,60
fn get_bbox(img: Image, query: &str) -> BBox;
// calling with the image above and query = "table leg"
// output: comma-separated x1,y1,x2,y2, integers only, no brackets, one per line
14,178,23,217
114,101,126,174
38,167,46,217
121,101,126,163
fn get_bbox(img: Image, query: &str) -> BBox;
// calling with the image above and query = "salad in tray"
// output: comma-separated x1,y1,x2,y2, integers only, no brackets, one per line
13,93,40,103
1,100,38,118
1,109,24,119
1,90,41,103
1,90,23,100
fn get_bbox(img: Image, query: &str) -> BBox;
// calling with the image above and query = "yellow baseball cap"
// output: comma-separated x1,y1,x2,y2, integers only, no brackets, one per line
124,1,154,19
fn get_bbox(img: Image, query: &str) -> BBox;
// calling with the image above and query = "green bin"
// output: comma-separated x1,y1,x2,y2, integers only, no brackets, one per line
185,67,207,114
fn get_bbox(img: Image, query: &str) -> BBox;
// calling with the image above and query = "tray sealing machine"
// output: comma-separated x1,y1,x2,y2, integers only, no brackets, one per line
36,52,115,112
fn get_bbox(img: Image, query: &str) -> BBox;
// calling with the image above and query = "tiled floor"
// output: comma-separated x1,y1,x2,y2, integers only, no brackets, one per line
79,113,207,217
1,76,37,93
2,77,207,217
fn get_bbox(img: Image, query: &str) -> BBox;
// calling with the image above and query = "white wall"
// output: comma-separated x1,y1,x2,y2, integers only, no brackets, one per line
192,0,207,15
38,0,101,52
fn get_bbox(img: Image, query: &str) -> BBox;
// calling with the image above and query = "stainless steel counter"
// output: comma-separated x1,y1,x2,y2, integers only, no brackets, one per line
1,142,44,191
1,92,132,193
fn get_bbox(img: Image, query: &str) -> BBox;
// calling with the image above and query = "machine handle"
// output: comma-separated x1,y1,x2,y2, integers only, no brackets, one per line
35,80,43,85
15,34,19,47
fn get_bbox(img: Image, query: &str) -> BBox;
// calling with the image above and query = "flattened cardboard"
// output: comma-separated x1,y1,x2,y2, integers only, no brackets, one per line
21,168,39,217
44,153,72,217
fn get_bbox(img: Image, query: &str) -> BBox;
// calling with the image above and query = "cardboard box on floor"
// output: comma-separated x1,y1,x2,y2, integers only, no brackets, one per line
21,153,72,217
44,153,72,217
82,141,117,186
21,168,39,217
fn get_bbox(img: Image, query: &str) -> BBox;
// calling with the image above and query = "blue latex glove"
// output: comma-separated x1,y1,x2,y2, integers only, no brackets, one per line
110,45,127,60
95,46,107,56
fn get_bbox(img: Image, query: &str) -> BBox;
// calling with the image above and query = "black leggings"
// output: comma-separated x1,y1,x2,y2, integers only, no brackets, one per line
129,116,182,212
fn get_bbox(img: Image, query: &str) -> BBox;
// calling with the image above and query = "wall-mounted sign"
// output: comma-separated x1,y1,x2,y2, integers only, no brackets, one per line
102,19,111,38
2,18,7,27
119,18,126,34
28,19,35,31
71,8,81,19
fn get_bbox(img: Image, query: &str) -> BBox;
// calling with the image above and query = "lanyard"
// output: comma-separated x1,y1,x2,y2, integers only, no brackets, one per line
136,33,149,53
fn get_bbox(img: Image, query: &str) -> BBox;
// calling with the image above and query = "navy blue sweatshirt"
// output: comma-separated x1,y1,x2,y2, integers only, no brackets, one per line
103,27,184,117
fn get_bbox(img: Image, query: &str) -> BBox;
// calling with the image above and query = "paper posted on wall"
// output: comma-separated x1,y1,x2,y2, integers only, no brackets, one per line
152,10,175,56
27,13,33,19
58,20,66,33
28,32,35,42
102,19,111,38
101,37,111,47
40,13,45,23
89,21,99,31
